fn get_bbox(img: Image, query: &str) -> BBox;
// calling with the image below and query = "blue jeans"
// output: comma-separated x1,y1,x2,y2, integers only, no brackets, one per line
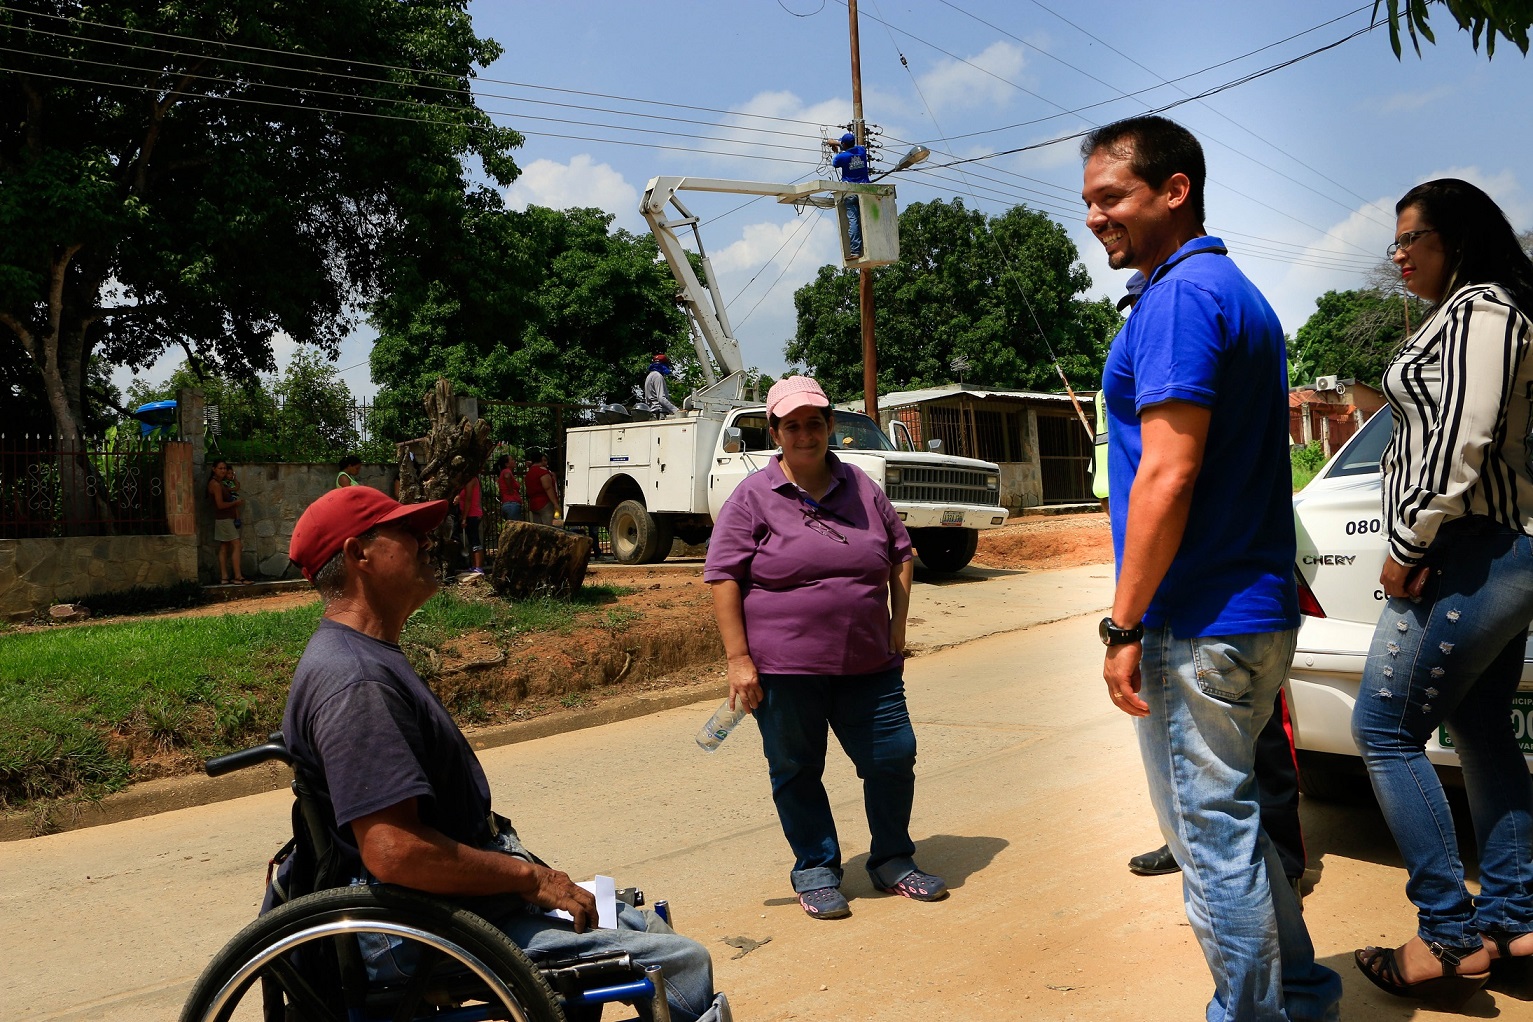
493,903,715,1022
501,501,522,521
364,896,714,1022
842,194,863,257
755,667,920,892
1351,519,1533,948
1138,626,1342,1022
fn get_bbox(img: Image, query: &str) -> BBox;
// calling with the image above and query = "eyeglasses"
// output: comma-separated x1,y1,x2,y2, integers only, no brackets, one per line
1387,228,1436,258
798,496,849,544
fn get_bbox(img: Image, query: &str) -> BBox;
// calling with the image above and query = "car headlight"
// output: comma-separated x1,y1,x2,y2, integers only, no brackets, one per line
885,467,901,486
985,473,999,490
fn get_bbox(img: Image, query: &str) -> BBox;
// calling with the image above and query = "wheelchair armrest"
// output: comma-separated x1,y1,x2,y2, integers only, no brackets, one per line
205,731,292,777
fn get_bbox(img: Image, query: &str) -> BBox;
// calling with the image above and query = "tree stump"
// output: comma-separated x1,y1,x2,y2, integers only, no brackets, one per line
491,522,592,599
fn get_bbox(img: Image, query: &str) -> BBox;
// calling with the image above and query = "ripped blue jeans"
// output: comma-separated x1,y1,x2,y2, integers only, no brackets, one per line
1351,518,1533,948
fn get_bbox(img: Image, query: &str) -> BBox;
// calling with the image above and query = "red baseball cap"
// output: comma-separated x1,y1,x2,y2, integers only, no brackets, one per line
765,375,830,419
289,487,449,581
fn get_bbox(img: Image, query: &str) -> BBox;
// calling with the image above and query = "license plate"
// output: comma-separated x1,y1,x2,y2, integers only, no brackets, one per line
941,510,964,526
1438,693,1533,754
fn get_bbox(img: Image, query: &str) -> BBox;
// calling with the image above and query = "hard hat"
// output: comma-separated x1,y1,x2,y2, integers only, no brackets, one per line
840,132,856,147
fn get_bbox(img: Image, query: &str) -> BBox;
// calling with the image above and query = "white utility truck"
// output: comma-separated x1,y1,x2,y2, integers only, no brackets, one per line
562,175,1007,570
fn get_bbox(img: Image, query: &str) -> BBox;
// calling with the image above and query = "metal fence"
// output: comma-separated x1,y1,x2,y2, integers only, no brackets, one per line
205,398,388,464
0,436,172,538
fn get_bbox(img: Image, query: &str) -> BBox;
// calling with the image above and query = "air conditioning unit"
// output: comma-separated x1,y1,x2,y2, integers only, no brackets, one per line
1314,375,1339,393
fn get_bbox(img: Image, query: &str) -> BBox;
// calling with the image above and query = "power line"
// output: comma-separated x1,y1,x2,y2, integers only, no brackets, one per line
1012,0,1396,229
1,16,831,148
0,3,831,132
735,216,825,332
0,60,834,171
724,211,821,312
918,20,1380,173
0,38,827,160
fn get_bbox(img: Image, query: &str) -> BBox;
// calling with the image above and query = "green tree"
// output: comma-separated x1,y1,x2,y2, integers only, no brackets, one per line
1291,286,1428,388
124,360,277,448
368,204,691,446
1375,0,1532,57
787,198,1118,400
125,351,362,461
0,1,521,444
272,349,360,461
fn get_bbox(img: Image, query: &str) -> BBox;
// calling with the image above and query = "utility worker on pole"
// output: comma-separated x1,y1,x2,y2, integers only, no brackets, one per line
825,132,871,260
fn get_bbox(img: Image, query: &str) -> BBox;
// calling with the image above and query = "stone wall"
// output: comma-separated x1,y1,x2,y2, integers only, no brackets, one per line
198,463,397,583
0,535,198,621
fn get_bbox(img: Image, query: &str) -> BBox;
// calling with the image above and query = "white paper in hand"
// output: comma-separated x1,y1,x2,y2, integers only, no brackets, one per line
544,873,618,929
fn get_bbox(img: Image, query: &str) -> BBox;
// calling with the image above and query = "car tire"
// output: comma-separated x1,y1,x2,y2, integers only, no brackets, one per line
1295,751,1376,804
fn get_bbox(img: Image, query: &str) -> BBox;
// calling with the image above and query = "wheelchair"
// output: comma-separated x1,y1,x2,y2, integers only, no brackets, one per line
181,733,731,1022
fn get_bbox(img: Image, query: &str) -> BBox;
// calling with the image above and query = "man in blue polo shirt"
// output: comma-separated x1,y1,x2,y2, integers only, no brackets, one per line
1081,115,1340,1022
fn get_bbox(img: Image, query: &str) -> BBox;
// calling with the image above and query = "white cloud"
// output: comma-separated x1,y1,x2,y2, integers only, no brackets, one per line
505,155,641,231
915,41,1026,116
1370,84,1457,115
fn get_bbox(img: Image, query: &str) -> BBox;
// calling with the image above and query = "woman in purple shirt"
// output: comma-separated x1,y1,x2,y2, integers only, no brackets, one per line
704,376,946,920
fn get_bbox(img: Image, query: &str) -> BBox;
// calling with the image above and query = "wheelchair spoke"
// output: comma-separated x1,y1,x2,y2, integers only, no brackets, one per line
265,956,345,1022
390,946,450,1022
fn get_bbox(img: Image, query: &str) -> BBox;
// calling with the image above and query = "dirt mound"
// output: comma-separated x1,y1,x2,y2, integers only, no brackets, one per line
432,568,724,721
973,512,1112,571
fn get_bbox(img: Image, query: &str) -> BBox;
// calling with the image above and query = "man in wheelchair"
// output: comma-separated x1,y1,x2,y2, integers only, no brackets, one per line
273,485,718,1021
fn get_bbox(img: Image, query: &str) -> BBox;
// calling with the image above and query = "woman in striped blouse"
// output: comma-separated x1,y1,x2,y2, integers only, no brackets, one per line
1353,179,1533,1004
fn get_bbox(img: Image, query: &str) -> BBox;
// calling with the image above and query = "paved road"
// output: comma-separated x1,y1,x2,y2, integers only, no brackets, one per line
2,565,1516,1020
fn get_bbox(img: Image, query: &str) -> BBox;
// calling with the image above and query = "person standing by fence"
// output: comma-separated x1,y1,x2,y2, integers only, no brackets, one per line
495,454,523,521
524,448,560,527
337,455,362,488
457,473,486,574
207,459,249,585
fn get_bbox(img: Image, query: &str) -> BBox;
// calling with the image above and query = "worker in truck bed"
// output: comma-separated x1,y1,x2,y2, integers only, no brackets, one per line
640,352,678,418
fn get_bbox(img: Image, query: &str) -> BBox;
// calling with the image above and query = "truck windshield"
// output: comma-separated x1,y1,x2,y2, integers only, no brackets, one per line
829,412,895,452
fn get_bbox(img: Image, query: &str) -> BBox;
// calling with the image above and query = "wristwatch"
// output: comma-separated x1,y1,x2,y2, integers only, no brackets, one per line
1099,617,1144,646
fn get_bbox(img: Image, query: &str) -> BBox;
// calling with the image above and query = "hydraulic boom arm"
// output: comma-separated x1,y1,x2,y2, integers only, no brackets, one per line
640,176,893,400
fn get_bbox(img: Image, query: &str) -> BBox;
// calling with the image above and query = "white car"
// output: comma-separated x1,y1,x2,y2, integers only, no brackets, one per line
1287,407,1533,799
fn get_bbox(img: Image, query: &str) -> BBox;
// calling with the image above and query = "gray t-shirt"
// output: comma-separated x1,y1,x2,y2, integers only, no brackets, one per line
283,619,496,877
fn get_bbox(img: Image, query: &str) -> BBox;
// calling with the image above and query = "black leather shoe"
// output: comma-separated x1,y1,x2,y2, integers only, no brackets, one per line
1128,844,1181,876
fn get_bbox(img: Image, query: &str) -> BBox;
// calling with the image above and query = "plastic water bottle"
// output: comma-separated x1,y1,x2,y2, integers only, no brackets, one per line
695,699,749,752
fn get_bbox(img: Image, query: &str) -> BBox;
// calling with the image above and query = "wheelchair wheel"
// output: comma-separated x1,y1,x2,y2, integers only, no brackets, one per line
180,885,566,1022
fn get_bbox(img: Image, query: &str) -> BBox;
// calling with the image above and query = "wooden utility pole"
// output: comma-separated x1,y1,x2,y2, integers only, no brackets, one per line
848,0,878,419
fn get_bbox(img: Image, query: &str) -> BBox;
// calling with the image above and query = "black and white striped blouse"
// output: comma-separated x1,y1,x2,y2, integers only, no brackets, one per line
1380,283,1533,564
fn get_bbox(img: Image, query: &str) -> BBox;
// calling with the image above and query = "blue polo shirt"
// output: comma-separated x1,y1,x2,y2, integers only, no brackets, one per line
1102,235,1298,638
832,146,871,184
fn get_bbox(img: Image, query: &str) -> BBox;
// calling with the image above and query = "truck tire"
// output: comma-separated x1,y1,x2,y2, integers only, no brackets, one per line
610,500,662,565
648,514,675,564
912,528,979,573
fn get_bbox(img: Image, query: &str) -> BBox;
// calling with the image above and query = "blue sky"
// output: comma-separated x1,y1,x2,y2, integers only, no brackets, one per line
119,1,1533,401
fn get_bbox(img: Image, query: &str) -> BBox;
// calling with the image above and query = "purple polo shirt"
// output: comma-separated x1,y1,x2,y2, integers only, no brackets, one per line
704,451,913,676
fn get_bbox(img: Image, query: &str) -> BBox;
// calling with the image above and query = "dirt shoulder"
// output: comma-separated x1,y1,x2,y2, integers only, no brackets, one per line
3,512,1111,839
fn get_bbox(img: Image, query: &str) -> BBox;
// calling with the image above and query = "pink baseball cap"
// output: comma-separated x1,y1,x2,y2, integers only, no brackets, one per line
765,375,830,419
289,487,449,581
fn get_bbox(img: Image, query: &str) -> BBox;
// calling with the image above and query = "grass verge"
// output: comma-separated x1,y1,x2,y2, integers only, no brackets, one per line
0,585,631,823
